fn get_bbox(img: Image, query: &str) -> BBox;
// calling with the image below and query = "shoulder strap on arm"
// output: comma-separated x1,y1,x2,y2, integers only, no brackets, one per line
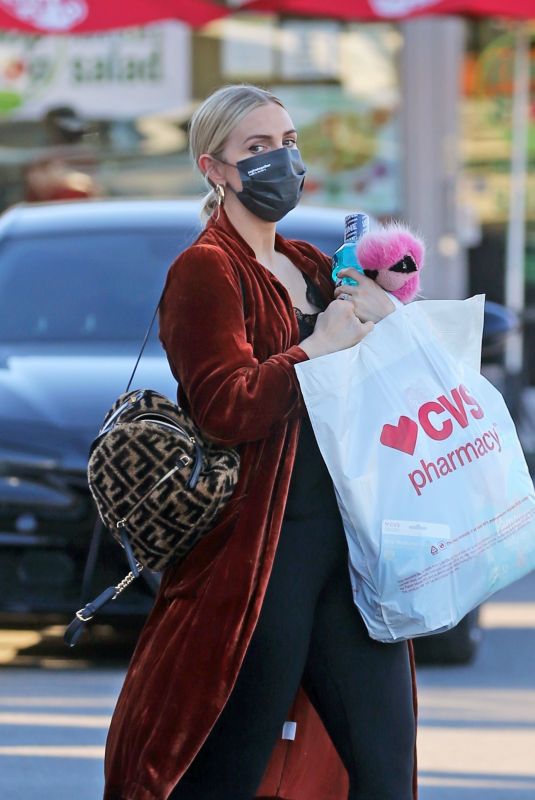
125,274,246,393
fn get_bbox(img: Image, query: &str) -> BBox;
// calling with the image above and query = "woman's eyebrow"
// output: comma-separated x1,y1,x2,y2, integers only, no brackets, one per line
242,129,297,144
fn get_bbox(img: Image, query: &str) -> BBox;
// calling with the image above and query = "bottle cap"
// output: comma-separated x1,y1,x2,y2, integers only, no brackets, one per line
344,213,369,243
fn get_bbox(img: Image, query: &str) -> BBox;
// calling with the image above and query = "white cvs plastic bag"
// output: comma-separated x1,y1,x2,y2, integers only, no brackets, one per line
295,295,535,642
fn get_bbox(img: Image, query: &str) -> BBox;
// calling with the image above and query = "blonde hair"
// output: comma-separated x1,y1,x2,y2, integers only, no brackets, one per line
188,84,285,225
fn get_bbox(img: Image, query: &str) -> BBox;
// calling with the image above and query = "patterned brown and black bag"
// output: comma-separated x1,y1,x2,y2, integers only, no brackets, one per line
87,388,240,573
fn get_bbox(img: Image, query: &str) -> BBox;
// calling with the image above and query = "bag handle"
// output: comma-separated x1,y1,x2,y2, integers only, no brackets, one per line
125,289,165,394
125,272,247,394
64,568,142,647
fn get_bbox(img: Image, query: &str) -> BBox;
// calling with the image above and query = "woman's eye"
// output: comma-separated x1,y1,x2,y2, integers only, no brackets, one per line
248,140,296,154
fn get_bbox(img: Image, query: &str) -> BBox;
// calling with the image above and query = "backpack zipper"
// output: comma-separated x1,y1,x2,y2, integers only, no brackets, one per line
116,455,191,530
100,391,143,434
132,413,195,442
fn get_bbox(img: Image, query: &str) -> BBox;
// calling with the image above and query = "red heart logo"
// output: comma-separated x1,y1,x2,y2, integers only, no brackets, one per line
380,416,418,455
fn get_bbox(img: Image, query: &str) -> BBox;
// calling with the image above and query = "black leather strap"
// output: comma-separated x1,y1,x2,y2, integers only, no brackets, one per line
125,289,165,393
119,528,141,577
64,565,143,647
125,274,246,394
64,585,118,647
78,517,105,606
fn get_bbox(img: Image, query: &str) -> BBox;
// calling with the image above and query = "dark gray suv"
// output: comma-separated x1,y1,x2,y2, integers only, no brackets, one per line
0,198,480,663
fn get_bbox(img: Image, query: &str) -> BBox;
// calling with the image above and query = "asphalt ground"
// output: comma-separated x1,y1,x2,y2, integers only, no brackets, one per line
0,570,534,800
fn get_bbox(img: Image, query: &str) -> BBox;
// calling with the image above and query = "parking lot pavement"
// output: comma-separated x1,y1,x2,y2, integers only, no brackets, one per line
0,625,136,800
0,571,534,799
0,666,121,800
418,571,535,799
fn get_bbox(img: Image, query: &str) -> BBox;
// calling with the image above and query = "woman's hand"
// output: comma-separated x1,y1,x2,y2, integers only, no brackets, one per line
333,269,395,323
300,297,374,359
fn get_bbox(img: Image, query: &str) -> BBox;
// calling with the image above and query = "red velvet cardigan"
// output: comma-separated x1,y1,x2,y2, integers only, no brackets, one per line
103,209,418,800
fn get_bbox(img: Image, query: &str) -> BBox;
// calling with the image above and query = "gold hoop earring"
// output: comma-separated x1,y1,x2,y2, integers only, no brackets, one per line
215,184,225,207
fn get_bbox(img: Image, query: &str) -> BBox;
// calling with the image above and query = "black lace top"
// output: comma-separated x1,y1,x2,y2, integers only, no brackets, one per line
284,274,340,521
293,307,319,340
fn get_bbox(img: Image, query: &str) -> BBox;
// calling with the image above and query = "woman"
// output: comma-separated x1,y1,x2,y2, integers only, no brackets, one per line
104,84,417,800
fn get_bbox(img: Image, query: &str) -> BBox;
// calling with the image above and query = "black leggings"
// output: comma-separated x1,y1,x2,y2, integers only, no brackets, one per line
170,513,415,800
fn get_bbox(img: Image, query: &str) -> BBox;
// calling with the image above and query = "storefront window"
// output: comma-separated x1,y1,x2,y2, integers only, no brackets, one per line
461,21,535,229
195,15,403,217
461,20,535,380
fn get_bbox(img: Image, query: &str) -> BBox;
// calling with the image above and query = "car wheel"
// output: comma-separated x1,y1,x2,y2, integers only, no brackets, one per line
412,608,482,665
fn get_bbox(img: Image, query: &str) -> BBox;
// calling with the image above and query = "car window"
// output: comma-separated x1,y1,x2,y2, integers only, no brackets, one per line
0,215,342,345
0,230,191,343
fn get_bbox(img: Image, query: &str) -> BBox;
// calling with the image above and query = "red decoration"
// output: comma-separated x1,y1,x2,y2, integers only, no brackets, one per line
239,0,534,20
0,0,227,34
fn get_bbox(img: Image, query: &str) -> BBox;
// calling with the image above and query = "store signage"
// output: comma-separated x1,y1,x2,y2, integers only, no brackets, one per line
0,22,189,118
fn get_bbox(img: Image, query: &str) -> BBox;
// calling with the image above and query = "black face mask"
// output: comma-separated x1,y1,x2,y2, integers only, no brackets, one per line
219,147,306,222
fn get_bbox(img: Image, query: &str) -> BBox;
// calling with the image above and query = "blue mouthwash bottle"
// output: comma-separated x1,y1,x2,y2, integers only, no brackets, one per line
331,212,369,287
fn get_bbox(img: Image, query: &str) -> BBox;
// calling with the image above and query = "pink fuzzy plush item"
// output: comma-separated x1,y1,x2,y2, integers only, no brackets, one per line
357,223,425,303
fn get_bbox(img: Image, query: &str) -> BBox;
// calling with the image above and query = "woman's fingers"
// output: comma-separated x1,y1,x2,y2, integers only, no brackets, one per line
334,274,395,323
300,297,375,358
335,267,369,283
333,269,374,297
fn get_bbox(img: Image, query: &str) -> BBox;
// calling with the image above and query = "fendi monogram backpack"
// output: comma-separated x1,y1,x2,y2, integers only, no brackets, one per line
87,388,240,573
